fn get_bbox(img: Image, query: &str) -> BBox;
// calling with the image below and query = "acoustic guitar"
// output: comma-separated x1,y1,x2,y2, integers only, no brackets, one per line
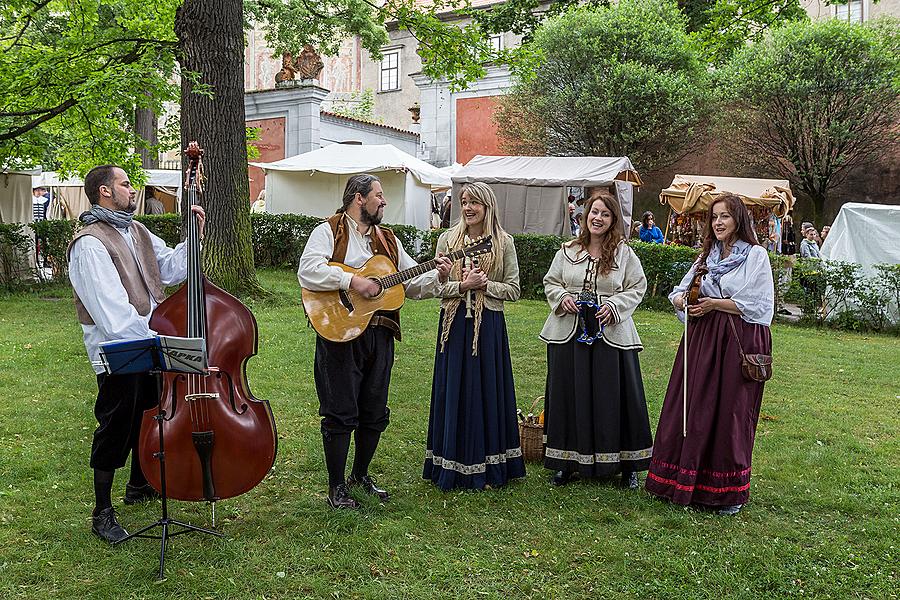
302,236,493,342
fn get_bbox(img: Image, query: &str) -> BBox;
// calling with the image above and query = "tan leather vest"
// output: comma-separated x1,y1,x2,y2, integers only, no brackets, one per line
67,221,166,325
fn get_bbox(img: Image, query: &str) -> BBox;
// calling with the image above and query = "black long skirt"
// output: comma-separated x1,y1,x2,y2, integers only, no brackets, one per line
424,307,526,490
543,338,653,477
645,311,771,507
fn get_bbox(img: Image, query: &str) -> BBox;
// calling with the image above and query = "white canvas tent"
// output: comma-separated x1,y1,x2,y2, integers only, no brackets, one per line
822,202,900,270
0,170,39,279
251,144,451,230
35,169,183,220
822,203,900,324
450,155,642,236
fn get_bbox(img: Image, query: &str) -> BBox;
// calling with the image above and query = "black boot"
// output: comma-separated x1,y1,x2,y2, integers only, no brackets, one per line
550,470,575,486
92,507,129,543
327,482,360,510
347,474,390,501
322,431,352,507
620,471,639,490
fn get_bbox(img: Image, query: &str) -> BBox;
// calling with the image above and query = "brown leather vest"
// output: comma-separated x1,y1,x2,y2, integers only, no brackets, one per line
326,213,402,339
67,221,166,325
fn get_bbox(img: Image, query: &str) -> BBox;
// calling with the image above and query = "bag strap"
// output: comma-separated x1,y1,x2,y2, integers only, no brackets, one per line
727,315,747,359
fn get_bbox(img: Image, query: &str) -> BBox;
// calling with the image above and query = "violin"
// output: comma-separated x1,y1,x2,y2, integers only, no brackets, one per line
138,142,277,502
685,263,709,309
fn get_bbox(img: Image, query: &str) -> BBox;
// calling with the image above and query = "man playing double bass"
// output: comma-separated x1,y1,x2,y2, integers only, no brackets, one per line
68,165,205,543
298,174,451,509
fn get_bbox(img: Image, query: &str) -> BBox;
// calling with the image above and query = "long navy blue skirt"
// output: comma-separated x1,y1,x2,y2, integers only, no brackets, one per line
424,306,526,490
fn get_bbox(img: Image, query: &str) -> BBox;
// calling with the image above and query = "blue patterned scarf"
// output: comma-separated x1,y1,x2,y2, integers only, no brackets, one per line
79,204,134,229
706,239,751,285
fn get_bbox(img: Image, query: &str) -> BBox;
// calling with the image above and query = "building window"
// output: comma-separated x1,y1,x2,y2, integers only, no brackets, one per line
835,0,863,22
489,34,504,55
380,50,400,92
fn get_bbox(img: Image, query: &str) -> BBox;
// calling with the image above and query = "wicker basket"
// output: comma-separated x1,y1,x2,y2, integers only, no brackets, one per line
518,396,544,462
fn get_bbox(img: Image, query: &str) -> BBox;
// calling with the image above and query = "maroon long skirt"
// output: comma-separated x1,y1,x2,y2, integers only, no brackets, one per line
645,310,771,507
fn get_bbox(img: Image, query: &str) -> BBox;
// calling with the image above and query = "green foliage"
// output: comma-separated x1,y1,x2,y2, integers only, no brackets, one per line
691,0,809,64
249,213,323,268
496,0,713,172
788,258,900,333
511,233,566,299
0,0,181,175
29,218,77,280
134,214,182,247
328,90,378,122
718,17,900,221
630,241,699,298
0,222,31,289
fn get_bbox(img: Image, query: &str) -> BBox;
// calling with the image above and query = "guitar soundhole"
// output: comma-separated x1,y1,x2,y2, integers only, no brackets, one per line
339,289,354,312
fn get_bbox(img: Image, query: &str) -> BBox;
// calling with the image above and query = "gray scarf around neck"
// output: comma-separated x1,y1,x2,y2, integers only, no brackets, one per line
79,204,134,229
706,239,751,285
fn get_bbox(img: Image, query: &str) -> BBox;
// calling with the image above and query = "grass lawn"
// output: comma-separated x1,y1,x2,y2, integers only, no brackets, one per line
0,268,897,599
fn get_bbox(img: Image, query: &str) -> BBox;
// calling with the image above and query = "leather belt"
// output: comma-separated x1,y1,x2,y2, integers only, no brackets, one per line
370,315,402,342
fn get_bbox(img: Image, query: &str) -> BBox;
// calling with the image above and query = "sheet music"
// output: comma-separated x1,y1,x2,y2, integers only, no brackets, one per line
158,336,207,374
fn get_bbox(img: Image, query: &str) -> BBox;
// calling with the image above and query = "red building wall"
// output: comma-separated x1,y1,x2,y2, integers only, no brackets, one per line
456,96,506,164
247,117,286,202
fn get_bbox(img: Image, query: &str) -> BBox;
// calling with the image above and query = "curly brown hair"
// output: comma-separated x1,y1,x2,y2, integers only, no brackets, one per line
574,190,624,276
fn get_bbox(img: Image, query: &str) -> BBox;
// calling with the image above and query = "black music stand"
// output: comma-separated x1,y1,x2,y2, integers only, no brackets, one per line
98,336,223,581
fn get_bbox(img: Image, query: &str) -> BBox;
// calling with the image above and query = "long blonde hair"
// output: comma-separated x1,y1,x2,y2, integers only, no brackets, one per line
574,190,624,276
444,182,506,266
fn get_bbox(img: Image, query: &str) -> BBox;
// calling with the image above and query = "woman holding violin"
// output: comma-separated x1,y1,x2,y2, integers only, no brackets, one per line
540,191,653,489
646,193,774,515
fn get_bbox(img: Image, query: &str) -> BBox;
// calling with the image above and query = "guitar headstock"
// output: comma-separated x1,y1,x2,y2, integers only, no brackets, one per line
463,235,493,258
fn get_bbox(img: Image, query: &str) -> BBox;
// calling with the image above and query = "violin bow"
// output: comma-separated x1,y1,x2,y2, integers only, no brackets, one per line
683,292,688,437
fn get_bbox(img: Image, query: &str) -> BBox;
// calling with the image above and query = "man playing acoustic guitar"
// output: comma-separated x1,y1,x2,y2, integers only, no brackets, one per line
298,174,452,509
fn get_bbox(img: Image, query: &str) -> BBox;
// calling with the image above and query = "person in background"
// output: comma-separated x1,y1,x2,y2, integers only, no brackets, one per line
819,225,830,246
765,214,781,253
250,189,266,214
645,193,773,516
540,191,653,489
440,192,452,229
799,227,821,259
32,186,49,221
781,212,796,255
424,182,525,491
639,211,665,244
569,201,580,237
631,220,642,239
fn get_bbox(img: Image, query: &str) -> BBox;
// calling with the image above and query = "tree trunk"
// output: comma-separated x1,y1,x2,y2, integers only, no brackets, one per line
175,0,262,296
135,105,159,169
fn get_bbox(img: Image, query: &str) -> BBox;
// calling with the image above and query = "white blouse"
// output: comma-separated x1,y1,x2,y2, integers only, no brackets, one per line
668,244,774,326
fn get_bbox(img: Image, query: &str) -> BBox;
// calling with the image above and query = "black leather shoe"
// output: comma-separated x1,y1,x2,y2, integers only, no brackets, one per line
124,482,159,505
620,471,639,489
347,474,390,501
716,504,743,516
91,507,129,544
550,470,575,486
327,483,360,509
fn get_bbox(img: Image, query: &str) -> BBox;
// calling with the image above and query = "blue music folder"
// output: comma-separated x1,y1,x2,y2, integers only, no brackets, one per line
99,336,207,375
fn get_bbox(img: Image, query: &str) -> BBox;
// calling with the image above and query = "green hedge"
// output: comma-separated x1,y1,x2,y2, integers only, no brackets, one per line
23,214,897,333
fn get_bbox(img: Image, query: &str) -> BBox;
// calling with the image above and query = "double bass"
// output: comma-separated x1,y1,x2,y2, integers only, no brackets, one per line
138,143,277,503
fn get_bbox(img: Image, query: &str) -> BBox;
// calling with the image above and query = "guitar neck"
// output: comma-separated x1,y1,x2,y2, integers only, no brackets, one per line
378,247,469,289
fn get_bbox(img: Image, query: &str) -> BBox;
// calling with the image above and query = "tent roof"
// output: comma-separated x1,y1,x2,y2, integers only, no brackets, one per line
250,144,451,188
821,202,900,270
34,169,183,188
660,174,794,217
451,155,643,187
